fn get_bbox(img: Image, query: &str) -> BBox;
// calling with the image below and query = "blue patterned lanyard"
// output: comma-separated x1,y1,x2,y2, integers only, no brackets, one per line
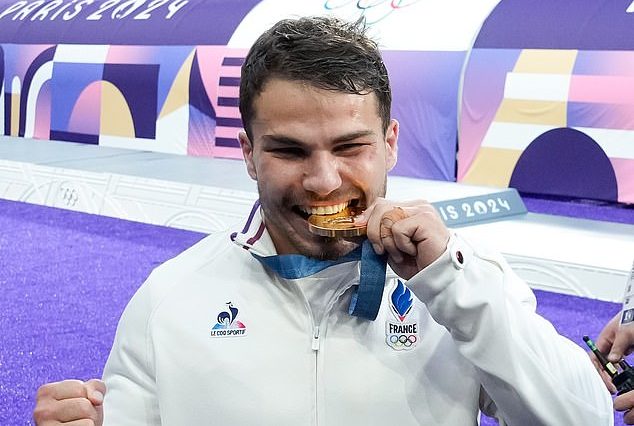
252,239,388,321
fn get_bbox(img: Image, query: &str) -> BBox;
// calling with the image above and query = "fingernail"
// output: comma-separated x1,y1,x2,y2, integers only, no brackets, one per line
92,391,104,404
608,353,619,362
372,244,382,254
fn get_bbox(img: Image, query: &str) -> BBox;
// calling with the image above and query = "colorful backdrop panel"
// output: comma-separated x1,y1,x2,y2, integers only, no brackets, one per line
0,0,500,182
459,0,634,204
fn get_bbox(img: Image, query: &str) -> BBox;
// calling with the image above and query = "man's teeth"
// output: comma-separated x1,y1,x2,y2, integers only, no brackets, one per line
301,202,349,216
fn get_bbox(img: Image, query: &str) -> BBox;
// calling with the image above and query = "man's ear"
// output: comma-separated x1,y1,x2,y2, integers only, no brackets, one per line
385,119,399,171
238,131,257,180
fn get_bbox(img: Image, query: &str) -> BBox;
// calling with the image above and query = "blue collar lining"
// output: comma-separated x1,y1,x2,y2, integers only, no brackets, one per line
251,239,387,321
251,246,363,279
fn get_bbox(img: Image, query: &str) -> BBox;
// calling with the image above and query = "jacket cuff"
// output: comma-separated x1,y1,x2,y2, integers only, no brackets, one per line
406,233,475,302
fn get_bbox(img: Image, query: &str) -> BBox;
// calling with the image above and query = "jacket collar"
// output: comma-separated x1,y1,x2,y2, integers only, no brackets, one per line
230,200,363,279
230,201,387,321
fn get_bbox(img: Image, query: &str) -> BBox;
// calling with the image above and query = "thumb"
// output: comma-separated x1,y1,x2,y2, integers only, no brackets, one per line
353,206,372,225
85,379,106,406
608,328,634,362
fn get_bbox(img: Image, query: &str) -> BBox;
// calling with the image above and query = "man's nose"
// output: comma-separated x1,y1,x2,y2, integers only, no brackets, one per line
302,152,342,197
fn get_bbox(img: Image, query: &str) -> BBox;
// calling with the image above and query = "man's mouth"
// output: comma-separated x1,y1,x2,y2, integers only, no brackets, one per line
293,199,361,219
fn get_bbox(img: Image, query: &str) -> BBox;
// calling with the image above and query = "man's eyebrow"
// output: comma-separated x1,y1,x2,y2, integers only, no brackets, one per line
261,135,303,145
262,130,376,146
333,130,375,142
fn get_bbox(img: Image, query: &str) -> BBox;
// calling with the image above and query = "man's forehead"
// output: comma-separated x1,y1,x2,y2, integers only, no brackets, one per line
251,79,380,122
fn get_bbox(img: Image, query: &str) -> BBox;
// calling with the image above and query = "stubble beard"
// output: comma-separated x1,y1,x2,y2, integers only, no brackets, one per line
258,175,387,259
260,198,358,259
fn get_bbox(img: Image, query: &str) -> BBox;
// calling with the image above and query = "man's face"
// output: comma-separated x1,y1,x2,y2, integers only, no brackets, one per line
239,78,398,259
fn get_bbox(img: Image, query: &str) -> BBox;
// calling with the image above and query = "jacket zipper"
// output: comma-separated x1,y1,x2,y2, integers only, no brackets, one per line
292,280,356,426
312,325,320,425
289,283,319,426
312,286,355,426
312,326,320,351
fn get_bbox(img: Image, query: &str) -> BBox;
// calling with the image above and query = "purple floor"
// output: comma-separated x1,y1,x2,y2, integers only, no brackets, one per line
0,199,625,425
522,193,634,225
0,199,205,425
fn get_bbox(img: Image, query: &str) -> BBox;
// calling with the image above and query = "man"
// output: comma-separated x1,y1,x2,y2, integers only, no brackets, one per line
34,16,612,425
593,312,634,424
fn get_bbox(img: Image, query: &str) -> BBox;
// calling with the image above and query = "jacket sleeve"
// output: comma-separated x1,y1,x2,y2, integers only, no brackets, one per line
406,233,613,425
101,278,161,425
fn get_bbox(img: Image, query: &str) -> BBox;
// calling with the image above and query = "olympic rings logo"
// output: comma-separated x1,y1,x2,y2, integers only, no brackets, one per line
323,0,422,24
388,334,417,347
324,0,421,10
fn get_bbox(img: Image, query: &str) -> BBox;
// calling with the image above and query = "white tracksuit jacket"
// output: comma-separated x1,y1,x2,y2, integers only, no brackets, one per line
102,206,613,425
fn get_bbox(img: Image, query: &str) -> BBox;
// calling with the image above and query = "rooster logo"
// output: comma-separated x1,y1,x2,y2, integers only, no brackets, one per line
212,302,246,331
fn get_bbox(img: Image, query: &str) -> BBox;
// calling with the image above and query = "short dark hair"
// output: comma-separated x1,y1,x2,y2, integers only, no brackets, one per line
239,16,392,139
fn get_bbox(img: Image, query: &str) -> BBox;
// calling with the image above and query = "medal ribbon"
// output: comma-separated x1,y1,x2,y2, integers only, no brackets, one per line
252,239,388,321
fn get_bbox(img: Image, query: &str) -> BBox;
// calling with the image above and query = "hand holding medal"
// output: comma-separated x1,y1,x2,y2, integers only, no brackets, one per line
360,199,450,280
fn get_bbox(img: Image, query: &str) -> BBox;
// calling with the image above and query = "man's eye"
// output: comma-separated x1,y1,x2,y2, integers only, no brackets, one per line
335,143,365,153
270,148,306,157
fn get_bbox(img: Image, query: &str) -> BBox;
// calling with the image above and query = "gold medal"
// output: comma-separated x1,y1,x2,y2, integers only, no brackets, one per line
308,206,366,237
